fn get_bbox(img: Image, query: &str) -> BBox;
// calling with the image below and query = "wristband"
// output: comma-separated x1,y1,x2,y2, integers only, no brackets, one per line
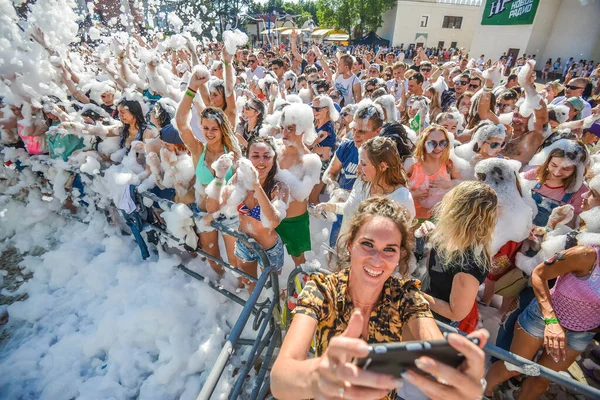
187,87,197,93
185,90,195,98
544,317,559,325
214,179,224,186
223,61,230,67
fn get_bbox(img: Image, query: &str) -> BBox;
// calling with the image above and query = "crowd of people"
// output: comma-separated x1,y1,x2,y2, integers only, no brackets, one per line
2,13,600,400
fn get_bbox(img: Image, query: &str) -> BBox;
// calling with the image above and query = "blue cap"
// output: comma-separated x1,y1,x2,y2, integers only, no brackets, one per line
160,124,184,145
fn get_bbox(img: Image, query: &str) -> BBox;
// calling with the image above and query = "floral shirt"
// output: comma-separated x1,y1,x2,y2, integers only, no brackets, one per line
294,268,433,400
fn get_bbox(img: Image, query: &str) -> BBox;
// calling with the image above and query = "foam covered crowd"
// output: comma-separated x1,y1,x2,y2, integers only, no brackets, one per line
2,1,600,399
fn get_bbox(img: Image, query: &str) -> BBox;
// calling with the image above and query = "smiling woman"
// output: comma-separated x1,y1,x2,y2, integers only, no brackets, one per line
270,197,489,400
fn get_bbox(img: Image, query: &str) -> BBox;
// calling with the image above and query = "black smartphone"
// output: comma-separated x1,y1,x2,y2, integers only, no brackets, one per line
356,337,479,377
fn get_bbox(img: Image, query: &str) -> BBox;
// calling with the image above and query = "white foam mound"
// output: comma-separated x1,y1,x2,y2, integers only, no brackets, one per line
222,29,248,55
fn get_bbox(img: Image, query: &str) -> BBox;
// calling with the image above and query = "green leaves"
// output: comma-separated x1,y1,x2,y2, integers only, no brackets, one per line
317,0,395,38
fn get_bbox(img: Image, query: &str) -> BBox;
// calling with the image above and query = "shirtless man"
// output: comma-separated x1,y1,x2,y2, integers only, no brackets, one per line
276,103,322,266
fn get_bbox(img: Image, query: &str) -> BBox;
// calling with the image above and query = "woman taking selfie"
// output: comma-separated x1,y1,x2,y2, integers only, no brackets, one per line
271,197,489,400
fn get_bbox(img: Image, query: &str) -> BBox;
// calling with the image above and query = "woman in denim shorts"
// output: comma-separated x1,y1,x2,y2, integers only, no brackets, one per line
485,244,600,398
216,136,290,293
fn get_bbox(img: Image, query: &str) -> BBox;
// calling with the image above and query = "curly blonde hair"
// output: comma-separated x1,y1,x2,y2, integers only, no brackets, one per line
430,181,498,269
335,196,413,275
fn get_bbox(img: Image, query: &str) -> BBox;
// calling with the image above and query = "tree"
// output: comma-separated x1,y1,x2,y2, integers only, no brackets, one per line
317,0,394,37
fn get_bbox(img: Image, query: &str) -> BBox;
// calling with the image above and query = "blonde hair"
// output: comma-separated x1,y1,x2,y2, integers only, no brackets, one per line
335,196,413,274
414,125,452,167
430,181,497,269
361,136,408,190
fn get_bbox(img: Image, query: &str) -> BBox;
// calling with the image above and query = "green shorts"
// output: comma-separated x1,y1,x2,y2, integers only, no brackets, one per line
275,211,311,257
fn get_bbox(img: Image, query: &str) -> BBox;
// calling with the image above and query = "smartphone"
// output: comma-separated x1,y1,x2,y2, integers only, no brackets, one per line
356,337,479,377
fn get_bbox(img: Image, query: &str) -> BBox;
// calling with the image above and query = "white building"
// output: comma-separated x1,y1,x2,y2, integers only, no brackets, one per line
378,0,483,49
470,0,600,65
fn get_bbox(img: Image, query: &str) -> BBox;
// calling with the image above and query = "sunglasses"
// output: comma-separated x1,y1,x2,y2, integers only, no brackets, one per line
425,139,449,152
312,106,327,111
565,84,584,91
456,81,469,86
469,83,481,89
243,104,258,112
485,141,506,149
248,59,256,64
365,88,375,94
420,68,431,72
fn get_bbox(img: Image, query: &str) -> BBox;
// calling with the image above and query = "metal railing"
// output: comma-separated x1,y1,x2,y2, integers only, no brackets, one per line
1,156,283,400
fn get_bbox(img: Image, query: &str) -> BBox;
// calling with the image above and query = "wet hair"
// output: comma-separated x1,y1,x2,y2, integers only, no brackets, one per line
535,147,586,190
355,103,384,129
245,98,266,129
208,79,227,111
379,121,414,160
431,181,498,270
200,107,242,158
313,79,330,94
361,136,408,190
497,89,519,102
152,101,175,129
466,91,496,129
335,196,413,275
408,73,424,85
117,99,146,129
246,136,278,197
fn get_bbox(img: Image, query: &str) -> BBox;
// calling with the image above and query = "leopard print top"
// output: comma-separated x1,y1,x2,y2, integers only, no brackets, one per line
294,268,433,400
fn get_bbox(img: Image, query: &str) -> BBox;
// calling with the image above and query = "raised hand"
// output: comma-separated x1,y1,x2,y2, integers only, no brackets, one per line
212,152,234,179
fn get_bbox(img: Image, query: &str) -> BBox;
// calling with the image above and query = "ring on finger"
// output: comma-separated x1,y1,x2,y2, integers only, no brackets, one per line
338,386,345,399
330,361,339,376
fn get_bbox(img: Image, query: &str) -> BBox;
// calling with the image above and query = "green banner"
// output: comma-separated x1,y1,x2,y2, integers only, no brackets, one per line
481,0,540,25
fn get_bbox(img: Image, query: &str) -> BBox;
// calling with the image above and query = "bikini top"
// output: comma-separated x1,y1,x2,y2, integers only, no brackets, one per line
196,145,234,185
238,203,261,221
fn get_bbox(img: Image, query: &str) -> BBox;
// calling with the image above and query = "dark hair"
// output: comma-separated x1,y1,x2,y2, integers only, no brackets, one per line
356,103,384,129
245,136,278,197
304,65,318,75
118,99,146,129
245,98,266,130
153,102,174,129
270,58,284,68
497,88,519,102
379,121,414,160
408,73,424,85
313,79,330,93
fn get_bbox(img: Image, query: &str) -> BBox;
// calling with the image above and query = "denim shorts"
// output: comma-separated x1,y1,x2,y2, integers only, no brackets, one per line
518,299,596,352
234,236,285,271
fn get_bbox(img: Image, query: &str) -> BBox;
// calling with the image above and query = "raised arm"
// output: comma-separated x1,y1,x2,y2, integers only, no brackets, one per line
176,72,206,157
58,65,90,104
290,29,302,62
222,48,238,126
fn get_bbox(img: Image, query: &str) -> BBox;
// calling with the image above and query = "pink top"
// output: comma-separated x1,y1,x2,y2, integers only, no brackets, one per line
522,169,588,216
550,245,600,331
18,123,47,155
409,161,451,220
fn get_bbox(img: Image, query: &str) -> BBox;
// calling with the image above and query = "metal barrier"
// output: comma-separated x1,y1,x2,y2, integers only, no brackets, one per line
436,321,600,399
1,156,283,400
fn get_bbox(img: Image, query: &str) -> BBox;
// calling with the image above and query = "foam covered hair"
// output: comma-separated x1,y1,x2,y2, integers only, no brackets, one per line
280,103,317,144
529,138,589,193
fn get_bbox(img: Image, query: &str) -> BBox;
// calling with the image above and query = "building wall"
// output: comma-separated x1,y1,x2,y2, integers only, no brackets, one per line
470,0,600,66
538,0,600,66
377,1,482,49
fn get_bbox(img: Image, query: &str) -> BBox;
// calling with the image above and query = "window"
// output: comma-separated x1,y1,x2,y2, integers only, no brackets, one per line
420,15,429,28
442,16,463,29
438,41,445,48
450,41,458,49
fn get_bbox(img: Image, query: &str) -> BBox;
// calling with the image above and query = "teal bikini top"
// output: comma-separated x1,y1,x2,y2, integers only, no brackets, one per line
196,145,233,185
